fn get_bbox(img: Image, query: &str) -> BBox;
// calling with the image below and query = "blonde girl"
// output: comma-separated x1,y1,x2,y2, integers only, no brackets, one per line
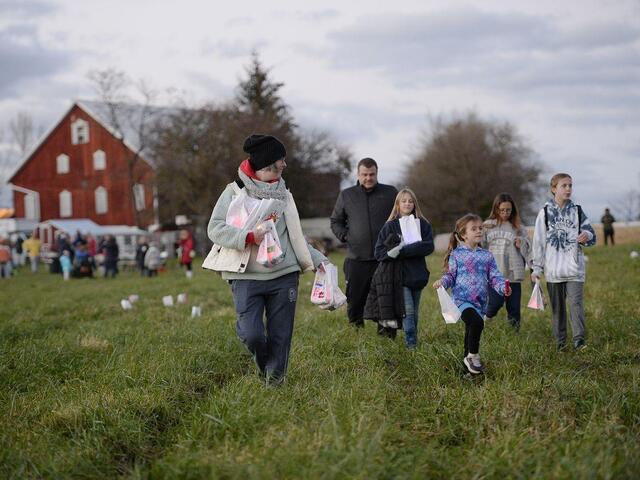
433,214,510,374
364,188,434,348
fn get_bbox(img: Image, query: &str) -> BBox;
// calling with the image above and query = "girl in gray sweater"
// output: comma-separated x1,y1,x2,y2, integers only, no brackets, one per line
482,193,531,330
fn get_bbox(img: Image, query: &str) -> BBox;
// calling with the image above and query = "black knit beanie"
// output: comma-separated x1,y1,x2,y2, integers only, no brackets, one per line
243,134,287,171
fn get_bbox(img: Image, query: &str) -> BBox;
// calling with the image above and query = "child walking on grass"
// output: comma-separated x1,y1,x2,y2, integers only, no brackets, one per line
367,188,434,349
482,193,531,331
433,214,511,374
531,173,596,351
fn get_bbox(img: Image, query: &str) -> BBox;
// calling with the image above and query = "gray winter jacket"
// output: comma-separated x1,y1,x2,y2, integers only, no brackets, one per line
330,183,398,261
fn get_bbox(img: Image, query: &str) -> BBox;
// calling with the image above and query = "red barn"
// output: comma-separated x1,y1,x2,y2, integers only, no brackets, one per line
9,101,158,228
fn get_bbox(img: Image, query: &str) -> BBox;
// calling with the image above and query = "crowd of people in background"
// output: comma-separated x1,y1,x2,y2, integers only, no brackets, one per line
0,228,196,281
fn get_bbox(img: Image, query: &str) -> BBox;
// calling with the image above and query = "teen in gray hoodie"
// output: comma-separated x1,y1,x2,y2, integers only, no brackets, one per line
531,173,596,351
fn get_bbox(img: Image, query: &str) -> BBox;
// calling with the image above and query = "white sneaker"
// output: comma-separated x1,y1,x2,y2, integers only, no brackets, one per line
463,354,484,374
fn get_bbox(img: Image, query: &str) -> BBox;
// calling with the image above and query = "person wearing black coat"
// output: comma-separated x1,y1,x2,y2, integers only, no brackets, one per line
330,158,398,328
102,235,119,278
364,188,434,348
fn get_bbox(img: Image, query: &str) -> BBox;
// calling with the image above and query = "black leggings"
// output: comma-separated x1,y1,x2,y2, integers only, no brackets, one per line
462,308,484,356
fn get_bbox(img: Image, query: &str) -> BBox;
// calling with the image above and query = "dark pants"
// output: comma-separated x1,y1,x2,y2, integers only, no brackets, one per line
344,258,378,326
231,272,299,381
462,308,484,356
486,282,522,326
104,260,118,278
604,229,614,246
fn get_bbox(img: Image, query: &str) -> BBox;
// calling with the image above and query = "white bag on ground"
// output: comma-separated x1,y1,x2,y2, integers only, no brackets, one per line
437,286,461,323
162,295,174,307
527,281,545,311
399,214,422,244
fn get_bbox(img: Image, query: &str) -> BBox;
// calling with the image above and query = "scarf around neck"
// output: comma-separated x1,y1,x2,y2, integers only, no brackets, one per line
238,160,289,203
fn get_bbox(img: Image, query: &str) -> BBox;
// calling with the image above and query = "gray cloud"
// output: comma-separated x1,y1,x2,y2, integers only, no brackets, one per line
0,24,73,98
324,7,640,126
200,38,268,59
0,0,56,17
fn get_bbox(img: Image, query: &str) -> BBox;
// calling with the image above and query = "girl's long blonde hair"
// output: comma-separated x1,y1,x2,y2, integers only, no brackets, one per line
387,187,426,221
443,213,482,271
486,192,521,229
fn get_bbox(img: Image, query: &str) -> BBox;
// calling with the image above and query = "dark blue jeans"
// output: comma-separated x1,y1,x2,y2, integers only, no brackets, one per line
231,272,299,381
402,287,422,348
486,282,522,325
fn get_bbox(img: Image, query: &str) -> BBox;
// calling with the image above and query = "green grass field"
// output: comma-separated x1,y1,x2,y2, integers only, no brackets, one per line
1,245,639,479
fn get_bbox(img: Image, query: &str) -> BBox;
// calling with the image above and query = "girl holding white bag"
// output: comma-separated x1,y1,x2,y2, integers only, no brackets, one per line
433,214,511,375
365,188,434,349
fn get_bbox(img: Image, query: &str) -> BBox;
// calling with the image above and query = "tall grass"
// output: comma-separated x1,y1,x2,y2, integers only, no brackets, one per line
1,245,639,478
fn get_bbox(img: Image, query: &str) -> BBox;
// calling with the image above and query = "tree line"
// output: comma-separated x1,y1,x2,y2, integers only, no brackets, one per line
6,54,638,231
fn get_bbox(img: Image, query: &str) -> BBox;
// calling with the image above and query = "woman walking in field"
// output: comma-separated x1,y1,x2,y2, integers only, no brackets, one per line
433,214,511,375
482,193,531,331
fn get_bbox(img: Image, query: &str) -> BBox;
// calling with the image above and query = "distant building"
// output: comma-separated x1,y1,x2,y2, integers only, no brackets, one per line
9,101,158,228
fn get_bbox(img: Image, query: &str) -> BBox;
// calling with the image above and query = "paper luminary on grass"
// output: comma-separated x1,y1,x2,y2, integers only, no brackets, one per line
120,299,133,310
162,295,174,307
191,306,202,317
527,281,545,311
177,293,187,304
128,294,139,303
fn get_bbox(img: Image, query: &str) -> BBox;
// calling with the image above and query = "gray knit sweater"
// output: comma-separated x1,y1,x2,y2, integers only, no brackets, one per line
481,220,530,282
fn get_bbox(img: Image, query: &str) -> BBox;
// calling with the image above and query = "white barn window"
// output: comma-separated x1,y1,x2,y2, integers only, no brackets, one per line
71,118,89,145
59,190,72,217
56,154,70,174
133,183,145,211
24,193,38,220
93,150,106,170
95,187,108,214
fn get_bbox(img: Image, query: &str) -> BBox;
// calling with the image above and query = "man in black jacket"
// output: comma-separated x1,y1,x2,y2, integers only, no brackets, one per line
330,158,398,327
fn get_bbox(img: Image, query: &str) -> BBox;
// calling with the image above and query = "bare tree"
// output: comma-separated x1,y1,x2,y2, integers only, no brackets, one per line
618,189,640,222
9,112,37,157
404,112,543,230
88,68,158,227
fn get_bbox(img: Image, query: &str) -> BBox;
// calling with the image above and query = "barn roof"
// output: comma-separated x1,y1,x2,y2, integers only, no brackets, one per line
9,100,176,183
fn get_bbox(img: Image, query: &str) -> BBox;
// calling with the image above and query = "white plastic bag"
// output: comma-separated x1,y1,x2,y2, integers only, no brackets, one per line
226,190,259,228
527,281,545,310
256,220,285,267
320,263,346,310
399,214,422,244
310,269,329,305
311,263,346,310
437,286,461,323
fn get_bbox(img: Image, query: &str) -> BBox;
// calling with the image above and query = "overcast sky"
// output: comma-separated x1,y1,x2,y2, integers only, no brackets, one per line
1,0,639,218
